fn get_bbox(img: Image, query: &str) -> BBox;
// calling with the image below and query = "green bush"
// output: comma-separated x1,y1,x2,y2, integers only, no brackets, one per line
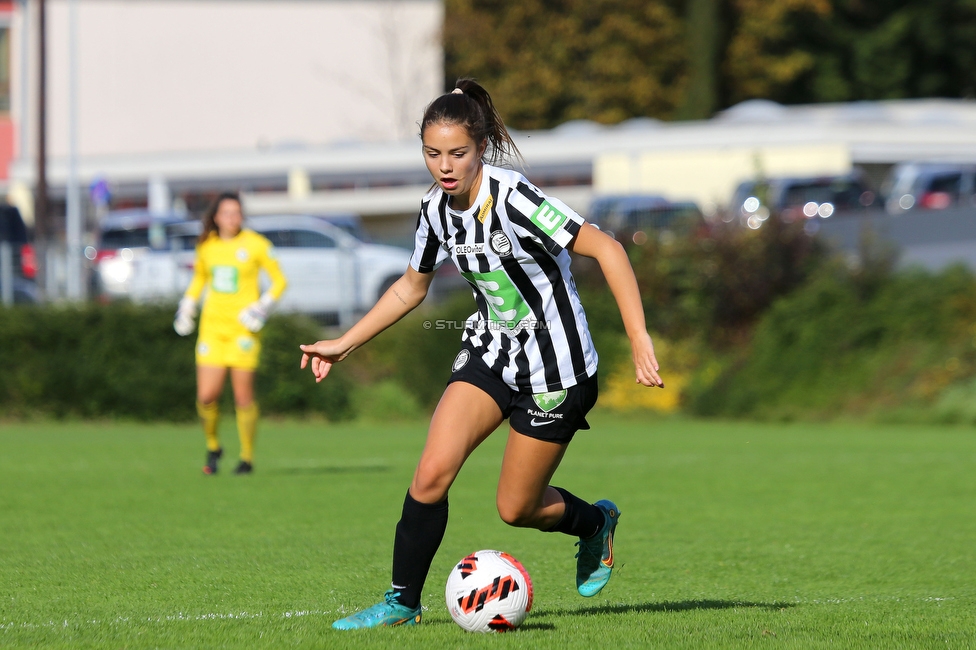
353,291,480,410
686,262,976,420
0,303,352,421
350,380,424,421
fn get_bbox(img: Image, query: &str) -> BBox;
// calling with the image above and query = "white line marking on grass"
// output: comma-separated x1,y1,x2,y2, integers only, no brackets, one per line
0,609,337,631
0,596,954,632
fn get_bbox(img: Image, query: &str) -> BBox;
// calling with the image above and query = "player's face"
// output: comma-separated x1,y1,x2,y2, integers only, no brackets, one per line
214,199,243,239
422,122,486,211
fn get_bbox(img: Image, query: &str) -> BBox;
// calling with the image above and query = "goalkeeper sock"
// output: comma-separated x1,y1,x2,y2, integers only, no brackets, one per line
391,490,449,609
545,487,604,539
196,400,221,452
236,402,259,463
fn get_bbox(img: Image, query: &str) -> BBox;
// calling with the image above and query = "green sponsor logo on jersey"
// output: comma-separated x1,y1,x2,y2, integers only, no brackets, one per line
461,269,531,326
533,390,567,412
211,266,239,294
530,200,568,236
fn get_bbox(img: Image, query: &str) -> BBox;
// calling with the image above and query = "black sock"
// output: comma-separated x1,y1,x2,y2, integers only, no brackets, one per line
545,487,604,539
391,490,449,609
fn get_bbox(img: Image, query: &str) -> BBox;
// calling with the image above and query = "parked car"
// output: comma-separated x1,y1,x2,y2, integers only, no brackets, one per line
88,209,190,299
0,203,38,304
882,162,976,214
588,195,705,245
96,214,411,327
730,172,877,228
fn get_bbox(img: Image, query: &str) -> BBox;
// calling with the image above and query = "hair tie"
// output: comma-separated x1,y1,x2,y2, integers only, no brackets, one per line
452,88,464,95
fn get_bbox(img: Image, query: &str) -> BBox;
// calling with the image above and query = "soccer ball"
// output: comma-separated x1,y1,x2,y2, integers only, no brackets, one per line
445,549,533,633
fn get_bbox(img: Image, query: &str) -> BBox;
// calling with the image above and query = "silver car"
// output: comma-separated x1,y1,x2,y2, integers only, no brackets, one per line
97,214,412,327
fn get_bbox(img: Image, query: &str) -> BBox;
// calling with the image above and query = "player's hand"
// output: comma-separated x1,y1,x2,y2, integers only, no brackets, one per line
238,302,268,332
238,293,275,333
173,297,197,336
299,340,349,383
632,332,664,388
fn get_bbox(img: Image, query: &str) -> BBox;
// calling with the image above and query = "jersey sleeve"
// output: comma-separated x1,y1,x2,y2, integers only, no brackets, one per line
409,208,449,273
183,241,209,301
505,182,585,256
255,236,288,300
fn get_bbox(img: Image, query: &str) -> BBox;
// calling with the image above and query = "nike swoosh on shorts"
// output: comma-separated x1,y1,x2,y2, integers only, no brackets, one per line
530,418,556,426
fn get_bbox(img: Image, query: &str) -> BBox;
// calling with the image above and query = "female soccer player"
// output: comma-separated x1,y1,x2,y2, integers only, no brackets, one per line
300,79,663,629
174,192,287,475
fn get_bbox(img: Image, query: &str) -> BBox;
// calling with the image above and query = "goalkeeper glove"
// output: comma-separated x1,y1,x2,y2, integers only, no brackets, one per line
173,297,197,336
238,292,276,333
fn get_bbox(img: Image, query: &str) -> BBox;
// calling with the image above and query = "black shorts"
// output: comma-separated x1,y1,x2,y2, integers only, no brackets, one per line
447,347,599,444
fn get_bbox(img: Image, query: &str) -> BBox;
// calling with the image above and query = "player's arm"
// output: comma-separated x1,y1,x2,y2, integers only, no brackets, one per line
174,250,208,336
239,242,288,333
300,266,434,382
568,223,663,388
258,245,288,300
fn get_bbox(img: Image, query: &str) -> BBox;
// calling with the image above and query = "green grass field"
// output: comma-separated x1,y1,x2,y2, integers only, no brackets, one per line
2,413,974,649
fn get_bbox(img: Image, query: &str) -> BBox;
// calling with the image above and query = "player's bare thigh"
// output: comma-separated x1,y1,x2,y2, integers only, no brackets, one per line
410,381,504,504
496,429,568,530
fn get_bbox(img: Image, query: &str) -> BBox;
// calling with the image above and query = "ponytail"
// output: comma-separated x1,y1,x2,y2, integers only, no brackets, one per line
420,78,522,167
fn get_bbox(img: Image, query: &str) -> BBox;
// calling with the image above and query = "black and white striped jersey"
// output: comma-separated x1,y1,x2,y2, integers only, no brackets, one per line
409,165,599,393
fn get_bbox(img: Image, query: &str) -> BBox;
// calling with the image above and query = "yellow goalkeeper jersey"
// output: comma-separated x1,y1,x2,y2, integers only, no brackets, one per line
184,229,287,336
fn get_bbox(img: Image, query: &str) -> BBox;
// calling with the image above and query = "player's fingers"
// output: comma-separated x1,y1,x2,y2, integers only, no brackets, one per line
315,361,333,383
636,365,664,388
648,351,660,372
635,367,653,387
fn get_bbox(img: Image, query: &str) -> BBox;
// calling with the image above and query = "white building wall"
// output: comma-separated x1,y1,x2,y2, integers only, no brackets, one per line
17,0,443,160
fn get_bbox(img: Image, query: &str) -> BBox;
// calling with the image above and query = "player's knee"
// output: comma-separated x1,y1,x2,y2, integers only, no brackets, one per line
197,394,220,407
411,460,452,502
496,500,536,528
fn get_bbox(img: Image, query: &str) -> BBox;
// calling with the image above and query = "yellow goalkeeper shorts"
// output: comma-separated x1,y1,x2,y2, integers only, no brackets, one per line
195,331,261,370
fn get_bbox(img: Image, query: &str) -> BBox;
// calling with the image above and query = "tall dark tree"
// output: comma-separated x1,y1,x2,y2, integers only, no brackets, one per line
802,0,976,102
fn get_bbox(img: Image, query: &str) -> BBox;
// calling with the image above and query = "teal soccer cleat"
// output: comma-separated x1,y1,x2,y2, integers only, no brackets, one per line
332,590,422,630
575,500,620,597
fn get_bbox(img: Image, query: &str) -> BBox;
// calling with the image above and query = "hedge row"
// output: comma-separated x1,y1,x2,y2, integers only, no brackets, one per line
0,303,352,421
685,261,976,421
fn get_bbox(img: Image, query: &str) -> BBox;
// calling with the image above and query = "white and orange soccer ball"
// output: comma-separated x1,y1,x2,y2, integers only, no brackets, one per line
445,549,533,633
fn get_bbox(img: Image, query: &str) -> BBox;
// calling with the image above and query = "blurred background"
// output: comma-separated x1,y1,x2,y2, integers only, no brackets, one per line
2,0,976,423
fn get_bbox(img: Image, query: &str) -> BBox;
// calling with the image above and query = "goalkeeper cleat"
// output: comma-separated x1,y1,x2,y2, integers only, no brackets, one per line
203,448,223,475
575,499,620,597
234,460,253,475
332,590,422,630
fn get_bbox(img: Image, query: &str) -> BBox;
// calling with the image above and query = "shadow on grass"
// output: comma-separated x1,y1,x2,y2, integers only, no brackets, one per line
543,600,796,617
518,622,557,630
266,464,391,476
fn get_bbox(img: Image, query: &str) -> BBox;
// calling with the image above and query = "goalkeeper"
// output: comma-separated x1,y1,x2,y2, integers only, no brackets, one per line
173,191,287,475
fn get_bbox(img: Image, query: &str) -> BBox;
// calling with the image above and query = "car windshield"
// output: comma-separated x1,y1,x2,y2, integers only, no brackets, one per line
100,228,151,249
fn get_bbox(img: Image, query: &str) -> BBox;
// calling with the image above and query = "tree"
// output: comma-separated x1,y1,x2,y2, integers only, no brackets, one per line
444,0,976,129
444,0,687,128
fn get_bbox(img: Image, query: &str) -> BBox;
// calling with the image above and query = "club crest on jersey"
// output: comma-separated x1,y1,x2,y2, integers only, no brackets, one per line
477,195,494,224
532,390,567,412
454,243,485,255
197,342,210,356
489,231,513,257
452,349,471,372
236,248,249,262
